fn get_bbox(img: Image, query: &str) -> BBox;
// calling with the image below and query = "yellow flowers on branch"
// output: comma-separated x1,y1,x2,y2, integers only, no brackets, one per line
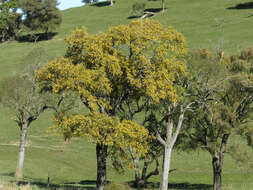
36,19,187,190
51,112,150,155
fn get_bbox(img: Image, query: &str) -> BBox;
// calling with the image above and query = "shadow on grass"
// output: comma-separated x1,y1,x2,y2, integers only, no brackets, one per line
127,15,141,19
144,8,165,13
167,183,212,190
128,8,165,19
127,14,154,19
128,181,212,190
0,172,15,177
91,1,114,7
13,180,96,190
16,32,57,43
64,180,97,186
227,2,253,9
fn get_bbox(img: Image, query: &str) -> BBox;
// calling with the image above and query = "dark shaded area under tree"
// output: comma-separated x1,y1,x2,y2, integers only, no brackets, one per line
16,32,58,43
227,2,253,9
91,1,114,7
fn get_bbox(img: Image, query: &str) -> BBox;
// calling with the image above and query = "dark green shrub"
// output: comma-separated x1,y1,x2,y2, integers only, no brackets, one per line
131,2,146,16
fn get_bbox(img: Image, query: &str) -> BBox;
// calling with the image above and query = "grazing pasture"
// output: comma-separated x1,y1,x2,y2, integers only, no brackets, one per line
0,0,253,189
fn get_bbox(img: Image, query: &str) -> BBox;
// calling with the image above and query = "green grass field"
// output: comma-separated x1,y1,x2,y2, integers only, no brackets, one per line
1,0,253,189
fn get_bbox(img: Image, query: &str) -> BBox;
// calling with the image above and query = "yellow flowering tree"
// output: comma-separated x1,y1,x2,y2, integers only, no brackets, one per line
36,19,187,190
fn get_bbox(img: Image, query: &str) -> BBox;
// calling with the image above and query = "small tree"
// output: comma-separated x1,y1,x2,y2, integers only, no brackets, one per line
0,48,69,179
0,0,22,42
181,50,253,190
19,0,62,38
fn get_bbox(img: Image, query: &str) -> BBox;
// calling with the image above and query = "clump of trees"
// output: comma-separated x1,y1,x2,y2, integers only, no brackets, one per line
35,19,253,190
36,19,188,190
1,16,252,190
19,0,62,38
0,0,62,42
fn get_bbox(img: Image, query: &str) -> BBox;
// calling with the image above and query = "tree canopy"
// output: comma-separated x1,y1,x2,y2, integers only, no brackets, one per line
19,0,62,36
0,0,22,42
36,19,187,190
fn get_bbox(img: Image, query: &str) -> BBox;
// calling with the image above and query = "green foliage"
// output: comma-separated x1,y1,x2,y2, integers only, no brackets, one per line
20,0,62,35
0,0,22,42
1,0,253,188
131,2,146,16
180,49,253,157
36,19,187,177
82,0,98,4
0,47,51,125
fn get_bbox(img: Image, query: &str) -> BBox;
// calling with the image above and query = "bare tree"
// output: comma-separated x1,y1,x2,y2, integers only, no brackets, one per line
0,48,75,178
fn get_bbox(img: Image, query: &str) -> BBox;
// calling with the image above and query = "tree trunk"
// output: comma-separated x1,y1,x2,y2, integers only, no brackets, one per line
212,155,222,190
16,122,29,179
133,157,140,188
110,0,113,6
96,144,108,190
160,146,172,190
162,0,165,12
140,154,159,187
211,134,228,190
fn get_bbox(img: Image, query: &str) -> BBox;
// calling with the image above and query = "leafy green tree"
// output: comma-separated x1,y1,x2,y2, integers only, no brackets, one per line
181,50,253,190
19,0,62,38
82,0,98,4
36,19,187,190
0,0,22,42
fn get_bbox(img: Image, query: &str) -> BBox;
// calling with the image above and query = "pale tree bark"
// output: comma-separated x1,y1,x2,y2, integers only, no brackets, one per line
160,145,172,190
16,122,29,178
162,0,165,12
110,0,113,6
96,144,108,190
157,103,193,190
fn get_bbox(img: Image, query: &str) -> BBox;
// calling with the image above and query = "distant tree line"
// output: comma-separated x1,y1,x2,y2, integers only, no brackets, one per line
0,0,62,42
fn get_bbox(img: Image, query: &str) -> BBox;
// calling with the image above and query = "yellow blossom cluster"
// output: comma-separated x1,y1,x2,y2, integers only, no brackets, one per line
50,112,151,158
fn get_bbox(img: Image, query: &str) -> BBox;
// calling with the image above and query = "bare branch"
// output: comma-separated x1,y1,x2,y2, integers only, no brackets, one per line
156,130,167,147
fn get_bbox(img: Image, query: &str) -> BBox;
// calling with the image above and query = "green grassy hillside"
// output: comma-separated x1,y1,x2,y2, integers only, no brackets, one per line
1,0,253,189
1,0,253,78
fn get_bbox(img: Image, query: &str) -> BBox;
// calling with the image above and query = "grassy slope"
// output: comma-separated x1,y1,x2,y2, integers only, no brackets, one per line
1,0,253,189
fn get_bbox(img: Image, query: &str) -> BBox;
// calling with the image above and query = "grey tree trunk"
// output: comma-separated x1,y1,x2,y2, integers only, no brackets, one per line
110,0,113,6
212,155,222,190
16,122,29,178
162,0,165,12
133,157,140,187
160,146,172,190
211,134,228,190
96,144,108,190
157,104,189,190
